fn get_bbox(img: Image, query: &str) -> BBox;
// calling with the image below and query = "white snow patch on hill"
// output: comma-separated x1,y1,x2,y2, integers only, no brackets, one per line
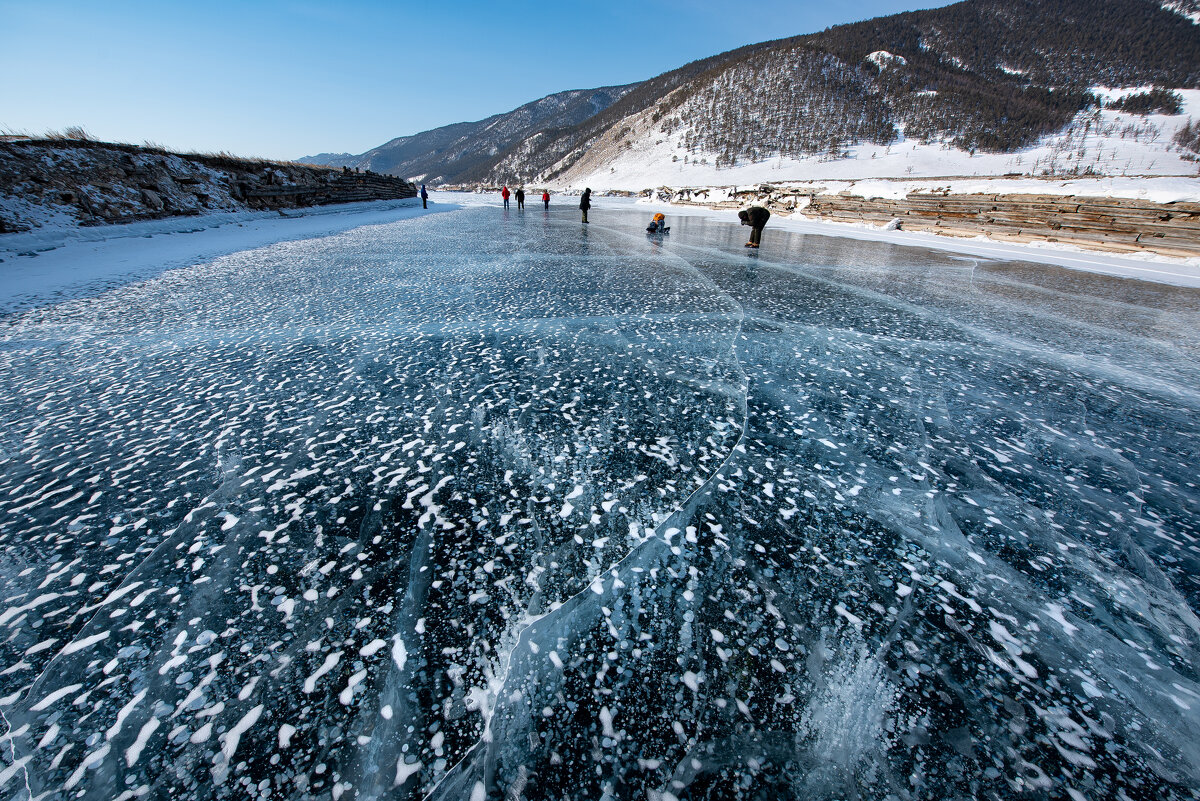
866,51,907,69
555,90,1200,193
1160,0,1200,24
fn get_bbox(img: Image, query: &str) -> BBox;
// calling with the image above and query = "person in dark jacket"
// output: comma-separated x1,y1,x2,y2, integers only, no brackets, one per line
542,190,550,210
516,188,525,210
501,186,510,209
738,206,770,248
420,184,429,209
580,188,592,223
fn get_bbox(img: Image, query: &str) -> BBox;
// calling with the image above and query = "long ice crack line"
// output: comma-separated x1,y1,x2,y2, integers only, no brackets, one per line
0,706,33,800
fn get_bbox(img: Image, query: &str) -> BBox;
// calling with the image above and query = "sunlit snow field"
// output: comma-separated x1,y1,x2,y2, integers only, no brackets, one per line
1,203,1199,800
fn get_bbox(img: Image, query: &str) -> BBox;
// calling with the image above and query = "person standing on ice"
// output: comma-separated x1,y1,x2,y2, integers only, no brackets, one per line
580,188,592,224
738,205,770,248
501,185,510,209
420,184,428,209
542,190,550,209
516,187,525,210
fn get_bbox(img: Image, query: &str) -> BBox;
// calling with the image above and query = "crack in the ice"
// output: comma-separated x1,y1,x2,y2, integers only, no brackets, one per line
0,705,32,800
422,234,752,800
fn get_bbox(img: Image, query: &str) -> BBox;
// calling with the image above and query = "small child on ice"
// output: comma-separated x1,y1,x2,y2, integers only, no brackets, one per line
646,213,670,234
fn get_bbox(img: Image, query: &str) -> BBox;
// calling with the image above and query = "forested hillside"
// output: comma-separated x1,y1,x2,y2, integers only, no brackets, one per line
481,0,1200,185
308,0,1200,186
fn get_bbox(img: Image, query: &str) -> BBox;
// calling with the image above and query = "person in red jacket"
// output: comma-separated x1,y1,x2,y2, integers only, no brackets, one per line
501,186,510,209
542,190,550,210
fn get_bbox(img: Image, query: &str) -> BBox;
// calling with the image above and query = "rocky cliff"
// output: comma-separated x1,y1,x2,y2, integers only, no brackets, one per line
0,138,417,233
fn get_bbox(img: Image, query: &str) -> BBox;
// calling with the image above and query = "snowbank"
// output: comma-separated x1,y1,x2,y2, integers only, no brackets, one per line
0,199,449,311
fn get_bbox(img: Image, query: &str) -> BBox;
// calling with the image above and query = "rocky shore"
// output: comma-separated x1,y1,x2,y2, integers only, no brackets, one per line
0,138,417,233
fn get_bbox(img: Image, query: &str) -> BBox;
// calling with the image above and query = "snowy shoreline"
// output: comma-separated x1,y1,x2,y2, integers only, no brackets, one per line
3,193,1199,315
649,175,1200,204
0,199,450,312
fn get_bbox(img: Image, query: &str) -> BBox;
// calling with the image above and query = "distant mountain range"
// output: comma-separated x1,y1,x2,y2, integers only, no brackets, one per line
296,85,638,184
300,0,1200,187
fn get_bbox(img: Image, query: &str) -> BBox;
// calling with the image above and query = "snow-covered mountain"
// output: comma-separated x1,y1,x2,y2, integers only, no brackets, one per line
297,85,638,184
310,0,1199,190
515,0,1200,189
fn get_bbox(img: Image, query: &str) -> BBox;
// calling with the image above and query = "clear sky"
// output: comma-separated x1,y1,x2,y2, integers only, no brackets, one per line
1,0,951,161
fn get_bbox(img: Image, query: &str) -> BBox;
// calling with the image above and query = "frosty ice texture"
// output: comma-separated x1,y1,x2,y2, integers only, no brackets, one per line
0,208,1198,800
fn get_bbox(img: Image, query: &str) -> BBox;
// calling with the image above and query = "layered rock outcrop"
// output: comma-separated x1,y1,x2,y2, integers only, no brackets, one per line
0,138,417,233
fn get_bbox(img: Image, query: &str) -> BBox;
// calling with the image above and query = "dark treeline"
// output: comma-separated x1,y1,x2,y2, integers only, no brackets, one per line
1175,118,1200,154
1106,88,1186,115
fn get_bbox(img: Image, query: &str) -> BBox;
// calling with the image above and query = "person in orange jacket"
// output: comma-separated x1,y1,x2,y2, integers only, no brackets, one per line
646,212,669,234
501,186,510,209
542,190,550,210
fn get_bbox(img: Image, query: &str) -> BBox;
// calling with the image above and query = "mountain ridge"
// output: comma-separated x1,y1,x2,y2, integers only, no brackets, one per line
304,0,1200,187
297,84,639,183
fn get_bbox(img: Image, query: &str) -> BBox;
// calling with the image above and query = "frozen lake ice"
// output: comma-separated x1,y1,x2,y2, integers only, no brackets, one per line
1,204,1199,800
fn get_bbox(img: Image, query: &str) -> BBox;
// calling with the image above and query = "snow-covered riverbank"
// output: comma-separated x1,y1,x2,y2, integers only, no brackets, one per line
3,191,1198,317
0,199,450,311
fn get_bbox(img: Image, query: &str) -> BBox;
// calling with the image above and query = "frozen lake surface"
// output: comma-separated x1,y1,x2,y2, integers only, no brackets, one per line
2,204,1199,800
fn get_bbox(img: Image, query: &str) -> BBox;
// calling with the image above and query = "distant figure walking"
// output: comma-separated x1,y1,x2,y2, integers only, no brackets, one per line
580,188,592,224
420,184,428,209
516,188,525,210
542,190,550,209
739,206,771,248
501,185,510,209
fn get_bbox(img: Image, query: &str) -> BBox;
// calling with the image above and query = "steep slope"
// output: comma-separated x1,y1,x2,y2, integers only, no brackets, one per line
448,42,780,185
298,85,638,183
479,0,1199,186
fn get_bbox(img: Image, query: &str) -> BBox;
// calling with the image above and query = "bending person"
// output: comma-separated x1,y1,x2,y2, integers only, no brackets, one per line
738,206,771,248
646,212,669,233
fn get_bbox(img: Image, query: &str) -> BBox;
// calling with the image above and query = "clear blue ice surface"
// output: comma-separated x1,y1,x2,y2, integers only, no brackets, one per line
1,205,1198,800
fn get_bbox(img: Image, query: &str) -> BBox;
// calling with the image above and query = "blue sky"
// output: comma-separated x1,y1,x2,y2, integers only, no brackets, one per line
1,1,949,160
